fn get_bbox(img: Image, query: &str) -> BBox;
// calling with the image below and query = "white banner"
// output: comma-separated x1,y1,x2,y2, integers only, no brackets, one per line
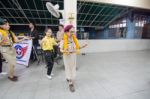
14,40,32,66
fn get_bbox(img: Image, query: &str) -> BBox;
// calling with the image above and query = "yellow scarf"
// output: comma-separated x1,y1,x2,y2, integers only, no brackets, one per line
0,29,16,45
63,33,80,54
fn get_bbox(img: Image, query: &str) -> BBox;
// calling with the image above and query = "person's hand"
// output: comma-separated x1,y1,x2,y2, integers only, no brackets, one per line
63,51,70,55
31,37,35,39
60,50,68,53
60,50,64,53
62,50,71,54
84,43,88,47
22,36,29,40
76,49,80,54
29,37,32,40
26,36,31,40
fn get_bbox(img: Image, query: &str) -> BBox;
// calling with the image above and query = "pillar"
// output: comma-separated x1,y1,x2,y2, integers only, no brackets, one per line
64,0,77,31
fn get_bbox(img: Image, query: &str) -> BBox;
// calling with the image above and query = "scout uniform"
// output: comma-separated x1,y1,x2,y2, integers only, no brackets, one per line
41,36,57,77
0,29,17,66
60,25,81,92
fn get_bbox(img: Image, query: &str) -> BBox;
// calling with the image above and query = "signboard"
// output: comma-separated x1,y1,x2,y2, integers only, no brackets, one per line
14,40,32,66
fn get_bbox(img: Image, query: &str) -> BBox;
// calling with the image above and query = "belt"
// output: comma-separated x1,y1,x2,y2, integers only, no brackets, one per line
2,45,12,47
44,50,53,53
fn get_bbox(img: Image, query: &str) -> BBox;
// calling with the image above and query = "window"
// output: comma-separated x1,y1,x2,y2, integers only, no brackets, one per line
134,15,147,27
109,18,127,29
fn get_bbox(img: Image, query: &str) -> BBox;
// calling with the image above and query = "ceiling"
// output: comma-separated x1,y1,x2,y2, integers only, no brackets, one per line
0,0,133,28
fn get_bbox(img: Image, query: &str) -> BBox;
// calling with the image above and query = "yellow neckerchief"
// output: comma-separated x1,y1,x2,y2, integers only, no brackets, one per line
63,33,80,54
0,28,14,45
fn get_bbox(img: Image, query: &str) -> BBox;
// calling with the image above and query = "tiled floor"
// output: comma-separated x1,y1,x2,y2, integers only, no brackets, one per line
0,50,150,99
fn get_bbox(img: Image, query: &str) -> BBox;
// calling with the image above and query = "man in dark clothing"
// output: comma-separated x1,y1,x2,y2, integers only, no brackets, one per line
29,23,39,61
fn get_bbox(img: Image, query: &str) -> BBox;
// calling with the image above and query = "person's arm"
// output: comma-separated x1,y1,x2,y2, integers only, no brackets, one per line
9,31,26,43
16,36,28,43
60,48,68,53
0,33,3,46
29,37,35,39
29,30,33,39
79,44,88,49
59,40,65,53
14,35,26,43
56,31,63,42
56,32,59,40
32,30,39,40
34,33,39,40
59,41,70,53
40,38,45,49
29,33,35,39
53,38,58,46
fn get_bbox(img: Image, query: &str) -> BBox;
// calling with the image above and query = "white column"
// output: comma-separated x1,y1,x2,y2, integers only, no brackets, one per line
64,0,77,30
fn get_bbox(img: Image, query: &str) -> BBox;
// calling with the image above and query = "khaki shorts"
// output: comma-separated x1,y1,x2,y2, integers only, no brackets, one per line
0,46,16,66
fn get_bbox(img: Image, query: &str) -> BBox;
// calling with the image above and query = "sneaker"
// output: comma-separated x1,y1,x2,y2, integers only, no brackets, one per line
46,75,52,80
0,72,7,75
51,73,54,76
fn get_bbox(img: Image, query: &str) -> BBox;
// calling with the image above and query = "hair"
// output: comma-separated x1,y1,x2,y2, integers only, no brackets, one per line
44,27,52,35
0,18,8,25
0,27,3,30
58,24,64,28
44,27,54,38
29,22,37,28
9,31,15,43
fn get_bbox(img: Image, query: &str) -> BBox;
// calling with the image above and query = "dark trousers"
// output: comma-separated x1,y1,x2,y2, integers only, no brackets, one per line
44,51,54,75
0,53,2,73
31,44,38,60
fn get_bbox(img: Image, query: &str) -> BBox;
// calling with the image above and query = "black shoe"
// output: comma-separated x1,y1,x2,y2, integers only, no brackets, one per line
2,59,5,62
82,53,86,55
13,76,18,79
8,77,18,82
69,84,75,92
66,79,69,82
